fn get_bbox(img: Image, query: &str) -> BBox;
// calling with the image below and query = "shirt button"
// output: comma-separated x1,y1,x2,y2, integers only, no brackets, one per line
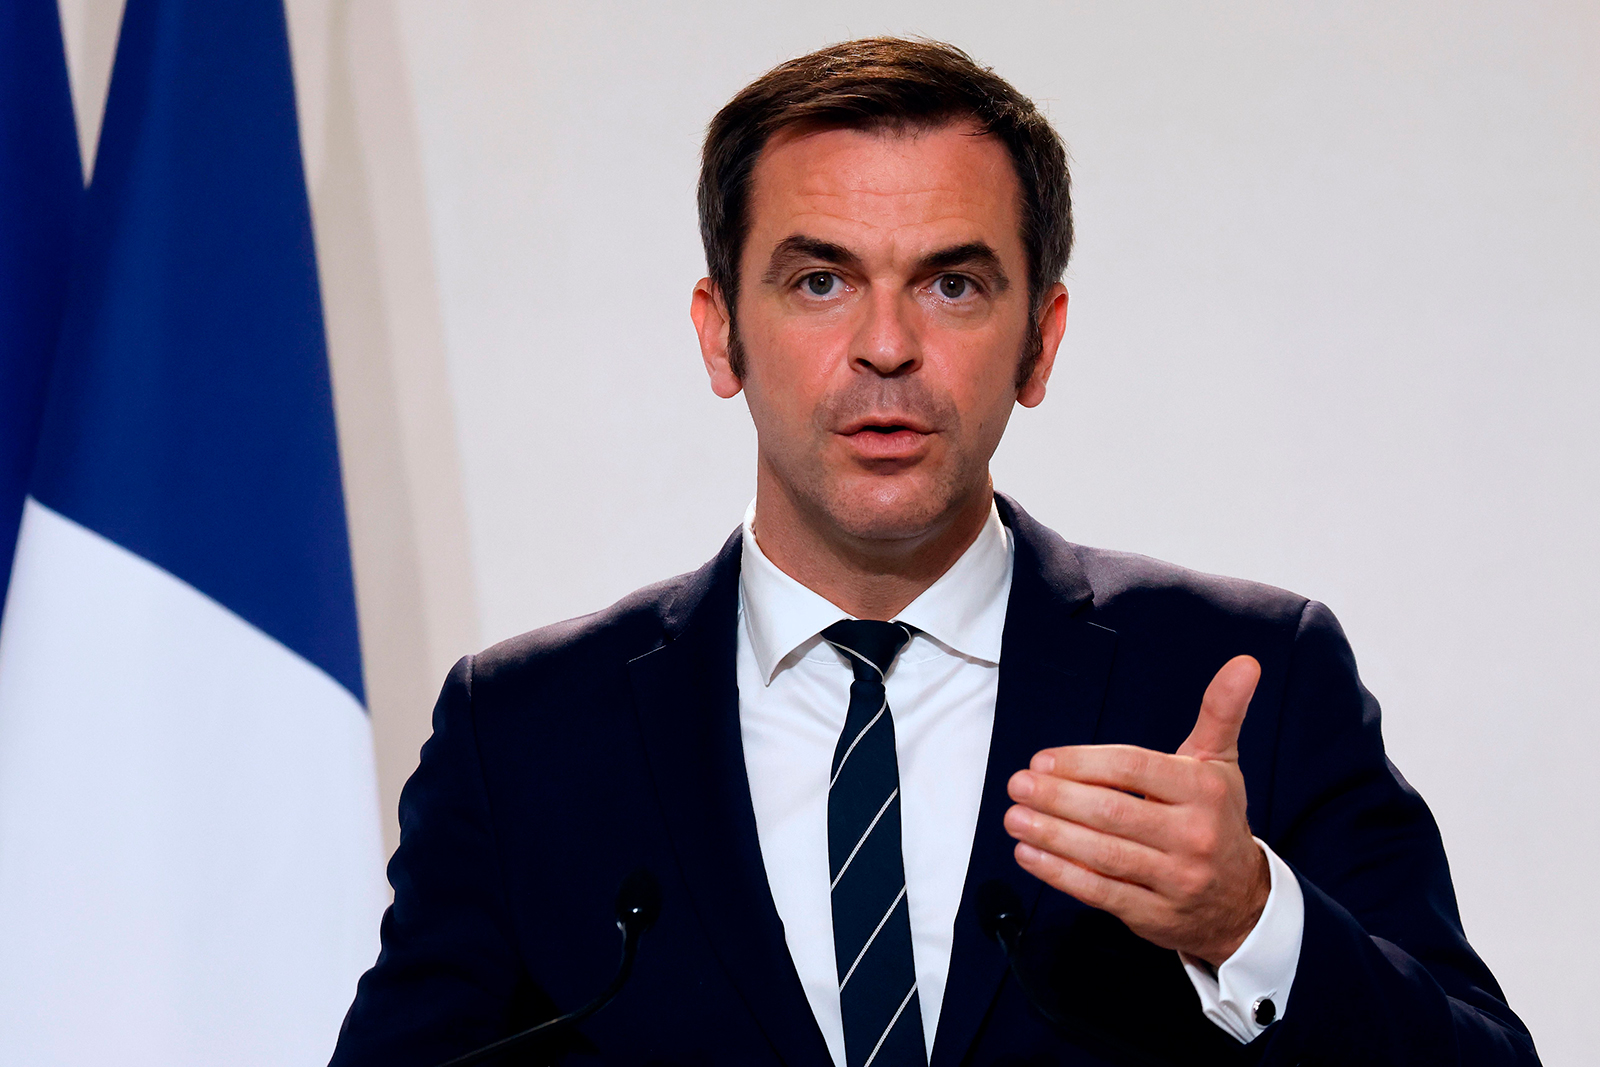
1252,996,1277,1027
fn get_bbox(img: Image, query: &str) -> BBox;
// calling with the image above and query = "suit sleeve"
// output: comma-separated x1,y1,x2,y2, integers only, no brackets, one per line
1255,602,1539,1066
328,656,532,1067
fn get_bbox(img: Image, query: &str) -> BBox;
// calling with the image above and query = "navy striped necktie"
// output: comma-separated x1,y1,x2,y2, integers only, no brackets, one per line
820,620,926,1067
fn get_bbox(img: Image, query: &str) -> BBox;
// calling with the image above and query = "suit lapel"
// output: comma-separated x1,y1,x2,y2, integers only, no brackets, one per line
930,496,1119,1067
628,531,834,1067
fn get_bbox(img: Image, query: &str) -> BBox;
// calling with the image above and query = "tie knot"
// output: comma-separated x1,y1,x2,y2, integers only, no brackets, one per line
821,620,912,680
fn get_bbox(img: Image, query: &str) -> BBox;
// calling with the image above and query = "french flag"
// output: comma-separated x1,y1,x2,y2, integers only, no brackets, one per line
0,1,386,1062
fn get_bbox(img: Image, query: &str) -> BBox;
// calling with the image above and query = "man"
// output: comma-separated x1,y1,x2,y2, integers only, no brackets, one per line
331,39,1537,1067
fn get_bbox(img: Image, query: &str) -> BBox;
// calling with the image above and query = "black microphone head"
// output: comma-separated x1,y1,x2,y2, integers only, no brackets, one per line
616,868,662,935
975,879,1026,951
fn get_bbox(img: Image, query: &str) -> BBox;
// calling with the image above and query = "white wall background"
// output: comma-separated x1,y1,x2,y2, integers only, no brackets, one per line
60,1,1600,1062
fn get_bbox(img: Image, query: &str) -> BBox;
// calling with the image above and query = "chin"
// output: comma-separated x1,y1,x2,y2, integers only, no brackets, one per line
822,477,971,544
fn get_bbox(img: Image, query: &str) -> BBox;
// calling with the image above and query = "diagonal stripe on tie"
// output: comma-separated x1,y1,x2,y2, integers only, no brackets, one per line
865,984,920,1067
831,787,899,891
840,886,908,990
821,620,926,1067
831,698,887,788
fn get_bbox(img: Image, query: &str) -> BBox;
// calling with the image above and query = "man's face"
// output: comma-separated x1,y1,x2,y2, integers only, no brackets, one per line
695,122,1066,547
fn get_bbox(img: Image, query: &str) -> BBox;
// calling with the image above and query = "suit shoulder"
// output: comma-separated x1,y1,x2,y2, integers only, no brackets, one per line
467,571,693,688
1071,543,1310,633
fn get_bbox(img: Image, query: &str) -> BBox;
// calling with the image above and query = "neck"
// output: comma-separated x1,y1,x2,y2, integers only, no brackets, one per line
751,476,994,621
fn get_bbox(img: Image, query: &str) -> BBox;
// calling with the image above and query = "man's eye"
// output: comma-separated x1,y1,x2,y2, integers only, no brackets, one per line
937,274,973,299
803,272,838,296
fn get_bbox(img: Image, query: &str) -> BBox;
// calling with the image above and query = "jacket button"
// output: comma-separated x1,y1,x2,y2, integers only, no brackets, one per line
1252,996,1277,1026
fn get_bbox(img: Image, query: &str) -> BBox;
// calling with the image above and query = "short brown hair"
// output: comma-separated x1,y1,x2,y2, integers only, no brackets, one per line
698,37,1072,380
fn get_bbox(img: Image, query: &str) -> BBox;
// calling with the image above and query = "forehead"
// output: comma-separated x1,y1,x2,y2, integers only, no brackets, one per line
744,122,1024,263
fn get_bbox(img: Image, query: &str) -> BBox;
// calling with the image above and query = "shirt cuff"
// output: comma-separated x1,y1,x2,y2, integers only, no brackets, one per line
1180,837,1304,1043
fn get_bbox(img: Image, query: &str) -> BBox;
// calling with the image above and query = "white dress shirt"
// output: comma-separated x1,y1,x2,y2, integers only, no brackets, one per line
736,501,1303,1063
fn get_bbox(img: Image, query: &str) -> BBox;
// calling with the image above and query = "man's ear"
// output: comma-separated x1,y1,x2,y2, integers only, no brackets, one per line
1017,283,1068,408
691,278,742,399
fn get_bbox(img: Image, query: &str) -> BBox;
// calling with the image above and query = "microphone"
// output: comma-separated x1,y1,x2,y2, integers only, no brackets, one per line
434,868,662,1067
975,879,1028,956
976,880,1173,1067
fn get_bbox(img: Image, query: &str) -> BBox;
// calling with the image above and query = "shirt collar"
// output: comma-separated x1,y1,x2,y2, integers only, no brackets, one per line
738,498,1014,685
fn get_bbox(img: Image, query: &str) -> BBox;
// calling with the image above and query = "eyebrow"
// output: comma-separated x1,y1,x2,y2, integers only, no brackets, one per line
915,241,1010,291
760,234,1011,291
761,235,862,283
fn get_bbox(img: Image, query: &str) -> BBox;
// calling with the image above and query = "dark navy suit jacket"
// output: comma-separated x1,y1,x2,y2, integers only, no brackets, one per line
330,496,1538,1066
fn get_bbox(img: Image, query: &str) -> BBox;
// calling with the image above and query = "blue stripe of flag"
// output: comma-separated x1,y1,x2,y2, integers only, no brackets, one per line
29,0,365,703
0,0,81,603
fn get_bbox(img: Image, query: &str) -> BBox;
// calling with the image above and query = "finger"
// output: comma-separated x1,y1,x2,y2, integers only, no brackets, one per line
1004,803,1168,888
1013,839,1162,919
1029,744,1204,803
1007,771,1183,849
1177,655,1261,762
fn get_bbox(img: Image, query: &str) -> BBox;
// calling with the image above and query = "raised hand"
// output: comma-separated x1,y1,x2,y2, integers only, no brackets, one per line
1003,655,1269,967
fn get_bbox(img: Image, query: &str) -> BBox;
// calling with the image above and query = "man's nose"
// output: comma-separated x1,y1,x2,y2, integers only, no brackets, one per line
849,289,921,377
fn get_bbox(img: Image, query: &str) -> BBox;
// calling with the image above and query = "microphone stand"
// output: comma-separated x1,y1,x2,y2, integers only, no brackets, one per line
434,869,662,1067
977,881,1175,1067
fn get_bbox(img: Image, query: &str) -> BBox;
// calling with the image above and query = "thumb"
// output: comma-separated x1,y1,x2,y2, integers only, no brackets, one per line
1177,655,1261,762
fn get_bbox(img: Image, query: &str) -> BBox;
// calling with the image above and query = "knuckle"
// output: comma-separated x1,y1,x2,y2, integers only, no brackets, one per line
1041,854,1076,888
1030,815,1061,850
1175,864,1211,900
1189,821,1221,859
1090,790,1123,826
1043,820,1079,858
1092,836,1126,872
1076,870,1110,907
1107,747,1145,785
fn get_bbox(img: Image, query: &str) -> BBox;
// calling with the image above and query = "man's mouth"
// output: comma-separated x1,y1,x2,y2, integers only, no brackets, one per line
839,414,935,435
838,418,933,459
